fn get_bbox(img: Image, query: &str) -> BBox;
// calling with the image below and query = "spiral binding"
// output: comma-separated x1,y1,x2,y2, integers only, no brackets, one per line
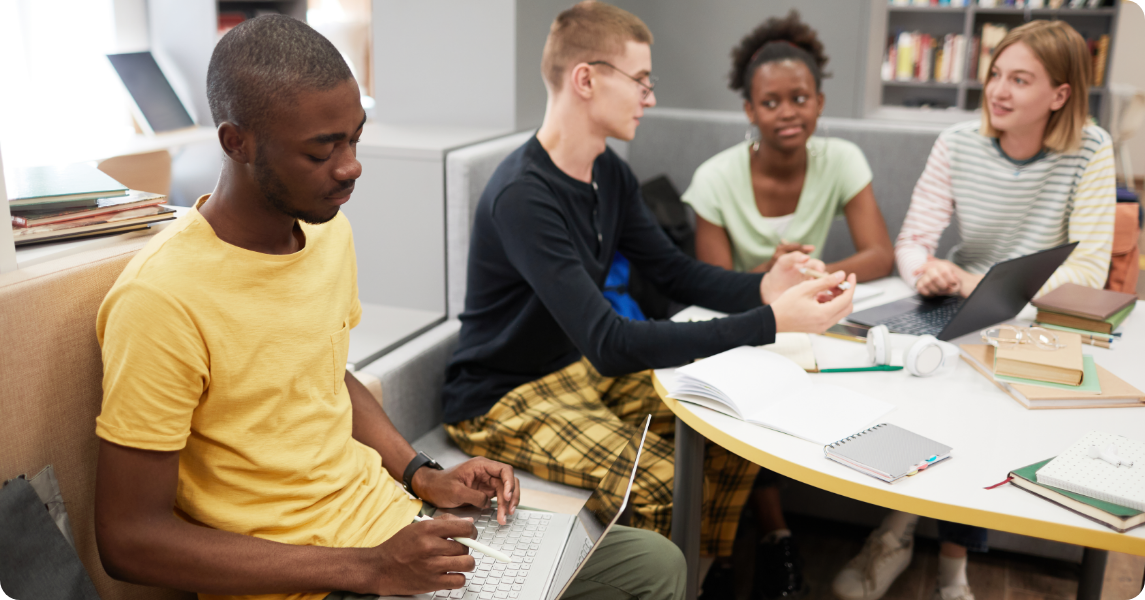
823,423,888,454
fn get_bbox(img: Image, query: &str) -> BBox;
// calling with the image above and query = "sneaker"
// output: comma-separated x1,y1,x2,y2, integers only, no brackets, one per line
753,536,807,600
832,529,914,600
932,584,975,600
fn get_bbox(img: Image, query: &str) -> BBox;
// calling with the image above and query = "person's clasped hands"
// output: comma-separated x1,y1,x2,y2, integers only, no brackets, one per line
761,252,856,334
914,256,983,298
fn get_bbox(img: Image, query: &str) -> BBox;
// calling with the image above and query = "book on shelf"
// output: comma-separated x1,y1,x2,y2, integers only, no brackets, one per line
6,163,128,209
993,330,1083,385
10,190,167,228
960,344,1145,409
885,32,969,84
1007,458,1145,533
1036,432,1145,512
978,23,1009,82
12,205,177,246
656,346,893,445
1092,34,1109,87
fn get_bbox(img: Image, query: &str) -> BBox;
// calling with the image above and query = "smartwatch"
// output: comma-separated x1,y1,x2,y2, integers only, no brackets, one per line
402,451,443,499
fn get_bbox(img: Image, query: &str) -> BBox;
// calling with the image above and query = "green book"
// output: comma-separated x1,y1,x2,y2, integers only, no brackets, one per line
7,163,128,209
1008,458,1144,533
1105,304,1135,330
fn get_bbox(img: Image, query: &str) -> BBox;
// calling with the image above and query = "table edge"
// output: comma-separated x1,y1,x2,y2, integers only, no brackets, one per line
652,374,1145,556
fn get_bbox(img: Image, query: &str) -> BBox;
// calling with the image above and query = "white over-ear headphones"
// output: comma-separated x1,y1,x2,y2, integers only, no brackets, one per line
866,324,960,377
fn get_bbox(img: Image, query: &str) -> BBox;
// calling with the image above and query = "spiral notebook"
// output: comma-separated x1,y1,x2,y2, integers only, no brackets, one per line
825,423,953,483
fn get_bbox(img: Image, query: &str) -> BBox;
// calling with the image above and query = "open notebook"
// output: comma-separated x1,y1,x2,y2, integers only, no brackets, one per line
657,346,893,444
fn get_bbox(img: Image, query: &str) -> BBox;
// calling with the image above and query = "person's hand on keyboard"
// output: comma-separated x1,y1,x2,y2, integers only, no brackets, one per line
915,257,982,298
364,514,477,596
411,456,521,525
771,270,857,334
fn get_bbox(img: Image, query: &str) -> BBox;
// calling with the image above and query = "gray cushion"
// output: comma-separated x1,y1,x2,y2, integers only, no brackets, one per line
446,131,535,319
625,108,962,269
358,320,460,442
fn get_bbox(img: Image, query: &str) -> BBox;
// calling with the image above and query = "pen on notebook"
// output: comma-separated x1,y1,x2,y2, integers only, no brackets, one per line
799,267,852,290
412,514,512,563
819,365,903,373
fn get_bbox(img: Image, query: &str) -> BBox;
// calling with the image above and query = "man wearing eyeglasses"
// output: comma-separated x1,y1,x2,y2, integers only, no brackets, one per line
443,0,856,585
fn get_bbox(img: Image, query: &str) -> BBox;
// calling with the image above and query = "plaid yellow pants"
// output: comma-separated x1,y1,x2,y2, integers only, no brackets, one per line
445,357,759,557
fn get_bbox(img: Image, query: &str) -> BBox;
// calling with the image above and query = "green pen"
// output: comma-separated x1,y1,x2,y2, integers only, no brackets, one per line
819,365,904,373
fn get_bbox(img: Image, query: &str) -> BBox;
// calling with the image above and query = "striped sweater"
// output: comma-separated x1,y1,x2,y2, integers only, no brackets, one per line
895,121,1116,296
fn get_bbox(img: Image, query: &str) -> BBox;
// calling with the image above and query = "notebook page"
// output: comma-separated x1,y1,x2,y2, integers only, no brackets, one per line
673,346,810,416
747,383,894,445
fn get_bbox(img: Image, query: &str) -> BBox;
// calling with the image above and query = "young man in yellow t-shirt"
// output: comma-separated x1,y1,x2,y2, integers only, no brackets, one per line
93,15,684,600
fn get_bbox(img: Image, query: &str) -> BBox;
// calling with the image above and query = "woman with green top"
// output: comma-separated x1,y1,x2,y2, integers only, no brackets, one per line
683,11,893,282
688,13,894,600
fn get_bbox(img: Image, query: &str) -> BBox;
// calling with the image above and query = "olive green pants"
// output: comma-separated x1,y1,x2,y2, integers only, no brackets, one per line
324,525,685,600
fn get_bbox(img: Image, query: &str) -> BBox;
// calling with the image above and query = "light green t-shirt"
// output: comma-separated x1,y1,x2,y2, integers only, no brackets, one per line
682,137,873,272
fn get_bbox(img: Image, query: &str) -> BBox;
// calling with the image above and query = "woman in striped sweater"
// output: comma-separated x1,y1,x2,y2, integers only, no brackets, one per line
834,20,1116,600
896,21,1116,298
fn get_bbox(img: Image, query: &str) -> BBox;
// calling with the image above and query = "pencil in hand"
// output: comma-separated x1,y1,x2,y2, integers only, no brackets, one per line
799,267,852,290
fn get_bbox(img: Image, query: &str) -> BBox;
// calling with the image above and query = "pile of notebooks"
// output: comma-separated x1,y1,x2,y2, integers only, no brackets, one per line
1005,432,1145,533
1031,283,1137,348
960,332,1145,409
7,163,177,246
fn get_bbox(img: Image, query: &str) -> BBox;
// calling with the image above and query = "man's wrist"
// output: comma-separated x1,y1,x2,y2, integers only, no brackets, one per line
409,465,434,501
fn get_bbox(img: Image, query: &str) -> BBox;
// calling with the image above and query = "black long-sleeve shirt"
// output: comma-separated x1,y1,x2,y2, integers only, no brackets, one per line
442,137,776,423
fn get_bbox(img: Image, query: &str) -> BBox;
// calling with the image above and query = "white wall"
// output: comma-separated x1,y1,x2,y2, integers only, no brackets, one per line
508,0,871,128
1110,1,1145,184
613,0,870,119
372,0,516,129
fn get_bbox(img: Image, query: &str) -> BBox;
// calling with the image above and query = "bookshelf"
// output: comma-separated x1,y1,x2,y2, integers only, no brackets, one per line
867,1,1122,126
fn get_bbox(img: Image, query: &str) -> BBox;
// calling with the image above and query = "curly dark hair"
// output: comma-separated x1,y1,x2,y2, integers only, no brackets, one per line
728,10,829,101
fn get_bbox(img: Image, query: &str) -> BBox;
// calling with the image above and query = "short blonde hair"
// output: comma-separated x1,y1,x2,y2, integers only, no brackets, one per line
541,1,653,91
981,20,1090,153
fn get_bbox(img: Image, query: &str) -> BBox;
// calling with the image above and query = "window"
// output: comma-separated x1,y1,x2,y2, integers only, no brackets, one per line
0,0,134,169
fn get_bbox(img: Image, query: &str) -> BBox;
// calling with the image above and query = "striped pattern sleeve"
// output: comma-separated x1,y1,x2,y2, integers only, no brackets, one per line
1038,136,1117,296
894,136,955,289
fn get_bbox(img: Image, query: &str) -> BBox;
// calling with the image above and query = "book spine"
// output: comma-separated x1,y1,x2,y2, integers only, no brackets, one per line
11,215,28,228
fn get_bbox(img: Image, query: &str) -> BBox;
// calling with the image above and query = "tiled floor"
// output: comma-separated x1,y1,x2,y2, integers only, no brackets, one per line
721,514,1144,600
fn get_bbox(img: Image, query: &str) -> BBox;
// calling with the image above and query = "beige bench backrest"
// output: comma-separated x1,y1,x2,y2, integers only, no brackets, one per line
0,241,193,600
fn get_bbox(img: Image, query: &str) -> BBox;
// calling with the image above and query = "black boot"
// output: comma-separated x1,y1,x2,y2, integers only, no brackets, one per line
752,535,807,600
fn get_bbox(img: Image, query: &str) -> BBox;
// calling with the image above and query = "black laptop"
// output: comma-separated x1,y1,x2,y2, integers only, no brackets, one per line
848,242,1078,341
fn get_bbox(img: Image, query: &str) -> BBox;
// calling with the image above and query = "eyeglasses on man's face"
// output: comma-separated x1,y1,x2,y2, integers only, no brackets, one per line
587,61,657,100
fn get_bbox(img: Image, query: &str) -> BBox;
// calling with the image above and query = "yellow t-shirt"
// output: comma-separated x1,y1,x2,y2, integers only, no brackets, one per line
96,196,420,600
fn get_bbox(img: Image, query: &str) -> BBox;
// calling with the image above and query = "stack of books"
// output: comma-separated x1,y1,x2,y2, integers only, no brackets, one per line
960,341,1145,409
7,163,177,246
1031,283,1136,346
1004,432,1145,533
883,32,971,84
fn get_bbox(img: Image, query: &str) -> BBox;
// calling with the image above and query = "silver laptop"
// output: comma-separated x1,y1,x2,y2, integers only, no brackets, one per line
383,415,651,600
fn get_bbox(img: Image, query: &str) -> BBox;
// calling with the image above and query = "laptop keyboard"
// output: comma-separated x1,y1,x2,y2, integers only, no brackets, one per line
878,300,962,336
431,508,554,599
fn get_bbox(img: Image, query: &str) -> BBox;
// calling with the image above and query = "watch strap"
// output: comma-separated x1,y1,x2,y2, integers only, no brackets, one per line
402,451,441,498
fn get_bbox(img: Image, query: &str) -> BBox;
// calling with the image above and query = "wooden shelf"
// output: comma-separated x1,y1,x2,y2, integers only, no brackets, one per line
883,80,962,88
888,5,968,12
974,7,1116,15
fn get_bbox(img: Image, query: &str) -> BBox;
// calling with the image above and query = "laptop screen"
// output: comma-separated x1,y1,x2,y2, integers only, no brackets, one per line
577,417,648,544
